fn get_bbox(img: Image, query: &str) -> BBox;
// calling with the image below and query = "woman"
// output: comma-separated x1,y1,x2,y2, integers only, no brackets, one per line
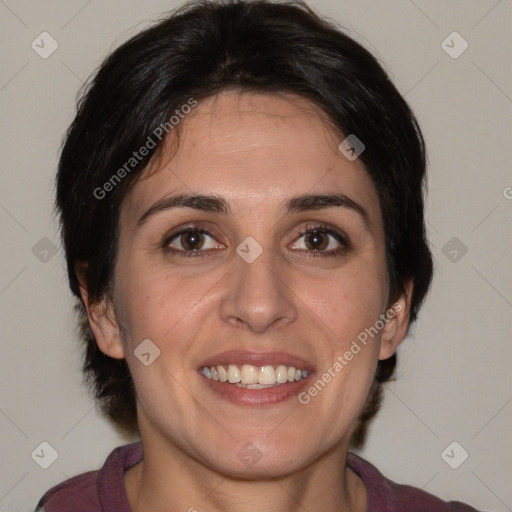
36,0,480,510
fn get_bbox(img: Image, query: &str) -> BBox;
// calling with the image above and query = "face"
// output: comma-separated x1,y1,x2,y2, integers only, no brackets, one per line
87,91,409,478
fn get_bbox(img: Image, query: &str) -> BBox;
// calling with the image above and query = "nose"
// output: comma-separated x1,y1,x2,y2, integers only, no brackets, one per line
218,242,298,334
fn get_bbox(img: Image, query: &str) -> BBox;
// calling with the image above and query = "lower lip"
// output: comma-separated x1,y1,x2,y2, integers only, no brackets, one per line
199,373,313,406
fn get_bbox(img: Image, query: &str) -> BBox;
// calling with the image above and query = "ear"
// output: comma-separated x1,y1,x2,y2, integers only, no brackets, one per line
76,263,125,360
379,280,413,360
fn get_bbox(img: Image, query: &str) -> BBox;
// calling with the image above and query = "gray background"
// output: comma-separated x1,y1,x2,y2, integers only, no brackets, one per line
0,1,511,511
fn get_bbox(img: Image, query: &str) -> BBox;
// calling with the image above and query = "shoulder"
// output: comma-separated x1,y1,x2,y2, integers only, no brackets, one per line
34,470,100,512
35,442,143,512
347,452,481,512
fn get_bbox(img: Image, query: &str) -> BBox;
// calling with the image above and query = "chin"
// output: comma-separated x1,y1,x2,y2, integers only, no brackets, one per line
196,435,324,480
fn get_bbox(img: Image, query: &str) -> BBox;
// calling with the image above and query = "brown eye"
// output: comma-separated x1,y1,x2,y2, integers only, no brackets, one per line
289,223,350,258
165,228,221,254
179,231,205,251
291,227,346,254
304,230,329,251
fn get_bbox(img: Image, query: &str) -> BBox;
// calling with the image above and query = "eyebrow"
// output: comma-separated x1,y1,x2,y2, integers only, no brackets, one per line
137,192,370,229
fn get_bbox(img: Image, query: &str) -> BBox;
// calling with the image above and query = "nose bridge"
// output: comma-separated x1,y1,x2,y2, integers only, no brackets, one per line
219,239,297,333
238,242,281,294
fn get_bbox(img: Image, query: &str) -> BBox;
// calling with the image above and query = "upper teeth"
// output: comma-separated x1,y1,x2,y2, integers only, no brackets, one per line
201,364,309,386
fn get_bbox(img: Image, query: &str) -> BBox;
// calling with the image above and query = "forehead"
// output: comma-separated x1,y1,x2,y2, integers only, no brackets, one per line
121,91,381,224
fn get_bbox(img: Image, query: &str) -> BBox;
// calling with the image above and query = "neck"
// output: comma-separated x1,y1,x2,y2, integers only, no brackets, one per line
125,434,366,512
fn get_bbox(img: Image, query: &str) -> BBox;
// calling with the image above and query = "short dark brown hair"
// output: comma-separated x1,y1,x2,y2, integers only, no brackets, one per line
56,0,433,446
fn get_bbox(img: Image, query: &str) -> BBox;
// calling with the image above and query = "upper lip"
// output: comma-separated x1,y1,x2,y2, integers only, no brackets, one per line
198,350,314,372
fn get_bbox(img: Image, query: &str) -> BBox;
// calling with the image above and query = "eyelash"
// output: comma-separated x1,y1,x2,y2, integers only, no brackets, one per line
162,223,350,259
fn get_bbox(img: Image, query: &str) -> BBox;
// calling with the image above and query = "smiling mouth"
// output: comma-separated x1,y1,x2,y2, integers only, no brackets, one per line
200,364,309,388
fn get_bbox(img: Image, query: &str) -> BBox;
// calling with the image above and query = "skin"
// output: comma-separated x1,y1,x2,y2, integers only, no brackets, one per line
80,91,412,512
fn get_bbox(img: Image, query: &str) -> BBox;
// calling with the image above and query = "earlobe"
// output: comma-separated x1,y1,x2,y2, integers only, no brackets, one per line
76,265,125,360
378,281,413,361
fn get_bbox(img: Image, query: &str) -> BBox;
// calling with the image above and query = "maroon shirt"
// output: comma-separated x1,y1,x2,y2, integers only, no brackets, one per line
36,442,480,511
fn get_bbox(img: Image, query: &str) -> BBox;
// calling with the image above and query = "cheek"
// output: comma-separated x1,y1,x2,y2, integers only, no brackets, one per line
296,263,386,405
303,265,387,345
114,261,220,359
116,242,388,357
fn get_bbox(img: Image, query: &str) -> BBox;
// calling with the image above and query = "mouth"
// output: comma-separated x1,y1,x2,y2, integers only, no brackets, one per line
197,351,314,405
200,363,309,387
